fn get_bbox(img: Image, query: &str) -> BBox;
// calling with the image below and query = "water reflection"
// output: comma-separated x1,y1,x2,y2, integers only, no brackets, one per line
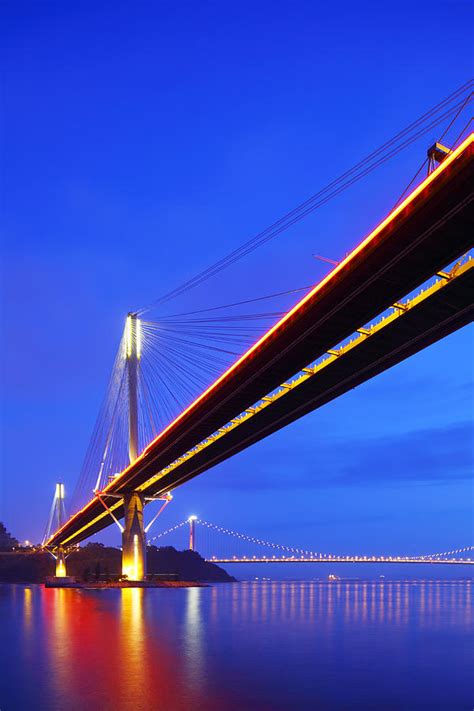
47,588,76,704
0,581,471,711
205,580,473,637
183,587,205,692
32,586,229,710
119,588,146,705
22,586,33,632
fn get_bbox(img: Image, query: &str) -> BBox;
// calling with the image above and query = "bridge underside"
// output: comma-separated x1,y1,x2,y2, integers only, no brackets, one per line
47,136,474,549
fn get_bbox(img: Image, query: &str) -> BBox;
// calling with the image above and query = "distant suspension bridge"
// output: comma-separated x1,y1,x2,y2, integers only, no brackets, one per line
148,517,474,566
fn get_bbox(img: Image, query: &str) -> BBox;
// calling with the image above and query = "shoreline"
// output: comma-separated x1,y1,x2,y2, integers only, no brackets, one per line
44,578,210,588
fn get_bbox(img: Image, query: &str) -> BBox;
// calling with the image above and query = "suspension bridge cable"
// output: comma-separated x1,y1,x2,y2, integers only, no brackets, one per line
438,90,473,142
153,286,312,319
448,115,473,153
141,94,468,310
148,519,473,561
394,92,473,207
417,545,474,560
137,103,458,310
137,81,472,314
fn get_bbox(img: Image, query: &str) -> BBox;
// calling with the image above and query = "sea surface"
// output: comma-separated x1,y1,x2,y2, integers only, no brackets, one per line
0,580,472,710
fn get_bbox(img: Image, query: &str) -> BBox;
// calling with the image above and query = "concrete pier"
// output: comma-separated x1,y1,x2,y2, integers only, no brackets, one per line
122,491,146,581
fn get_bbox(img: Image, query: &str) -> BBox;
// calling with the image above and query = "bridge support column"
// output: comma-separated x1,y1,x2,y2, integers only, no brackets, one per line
55,546,67,577
122,491,146,581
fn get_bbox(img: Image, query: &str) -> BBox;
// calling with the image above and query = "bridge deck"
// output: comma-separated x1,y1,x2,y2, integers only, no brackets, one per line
47,134,474,548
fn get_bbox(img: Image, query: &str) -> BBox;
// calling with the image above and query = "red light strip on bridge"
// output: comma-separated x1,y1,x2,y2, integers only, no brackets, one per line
46,132,473,546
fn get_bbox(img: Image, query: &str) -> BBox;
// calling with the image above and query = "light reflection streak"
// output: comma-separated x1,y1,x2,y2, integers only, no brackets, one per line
183,587,205,693
119,588,146,704
20,586,36,670
46,588,75,703
23,587,33,634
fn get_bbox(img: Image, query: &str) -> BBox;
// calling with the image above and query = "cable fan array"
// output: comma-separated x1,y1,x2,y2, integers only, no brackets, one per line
70,293,300,513
43,483,68,545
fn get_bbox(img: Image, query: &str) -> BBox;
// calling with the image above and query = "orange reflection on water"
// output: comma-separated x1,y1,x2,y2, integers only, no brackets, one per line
23,587,33,632
38,586,230,711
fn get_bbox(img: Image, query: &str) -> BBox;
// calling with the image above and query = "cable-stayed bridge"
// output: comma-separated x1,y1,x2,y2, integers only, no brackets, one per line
43,87,474,581
150,518,474,566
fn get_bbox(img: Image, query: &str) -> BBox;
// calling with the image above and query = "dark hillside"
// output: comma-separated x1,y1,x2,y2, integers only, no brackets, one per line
0,540,235,583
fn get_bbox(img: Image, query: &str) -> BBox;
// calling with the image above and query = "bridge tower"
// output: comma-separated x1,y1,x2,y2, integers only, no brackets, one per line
188,515,197,551
121,313,147,581
55,545,67,577
54,482,67,576
43,482,69,577
126,312,140,463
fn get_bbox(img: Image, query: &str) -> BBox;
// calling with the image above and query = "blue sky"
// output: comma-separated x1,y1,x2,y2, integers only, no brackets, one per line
1,1,472,563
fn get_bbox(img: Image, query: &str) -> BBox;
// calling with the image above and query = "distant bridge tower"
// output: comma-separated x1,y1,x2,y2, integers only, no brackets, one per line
43,482,68,577
188,515,197,551
121,313,147,581
45,314,170,581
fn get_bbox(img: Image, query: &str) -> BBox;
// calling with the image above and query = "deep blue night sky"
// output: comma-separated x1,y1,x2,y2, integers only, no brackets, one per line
1,1,472,559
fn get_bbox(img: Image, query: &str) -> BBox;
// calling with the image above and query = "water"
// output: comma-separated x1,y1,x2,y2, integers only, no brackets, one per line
0,581,472,710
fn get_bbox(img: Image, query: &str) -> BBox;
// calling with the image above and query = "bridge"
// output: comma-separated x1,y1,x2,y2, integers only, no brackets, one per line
44,113,474,581
148,517,474,567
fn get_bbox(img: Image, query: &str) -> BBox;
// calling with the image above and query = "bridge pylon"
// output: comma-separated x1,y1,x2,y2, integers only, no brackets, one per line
122,491,146,581
94,314,171,581
122,313,147,580
55,545,67,577
43,483,73,579
126,313,140,463
188,515,197,551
